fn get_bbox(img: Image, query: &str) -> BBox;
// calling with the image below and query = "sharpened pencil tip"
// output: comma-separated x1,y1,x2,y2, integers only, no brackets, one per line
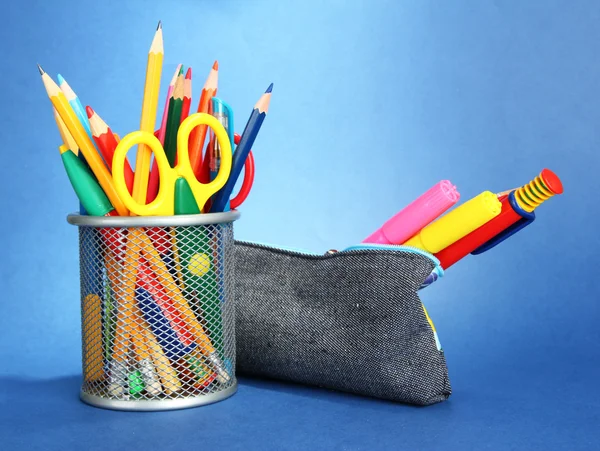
185,67,192,78
265,83,273,93
37,64,44,75
86,105,94,118
157,20,162,30
57,74,65,85
179,66,184,75
213,60,219,70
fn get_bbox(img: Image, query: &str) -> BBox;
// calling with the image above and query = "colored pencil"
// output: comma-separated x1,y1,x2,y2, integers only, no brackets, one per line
131,21,164,213
56,75,96,144
55,75,98,215
158,64,182,145
210,83,273,213
146,64,181,203
39,65,129,216
163,70,185,167
87,106,134,194
188,60,218,179
53,109,78,155
181,67,192,122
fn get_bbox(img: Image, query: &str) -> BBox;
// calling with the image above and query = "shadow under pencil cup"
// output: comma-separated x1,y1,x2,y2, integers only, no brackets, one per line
68,211,239,411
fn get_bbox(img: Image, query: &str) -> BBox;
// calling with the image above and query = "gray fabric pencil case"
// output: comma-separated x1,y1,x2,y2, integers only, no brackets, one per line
233,241,451,406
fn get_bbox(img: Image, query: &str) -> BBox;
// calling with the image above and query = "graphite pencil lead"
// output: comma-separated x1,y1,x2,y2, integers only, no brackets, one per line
37,64,45,75
157,20,162,30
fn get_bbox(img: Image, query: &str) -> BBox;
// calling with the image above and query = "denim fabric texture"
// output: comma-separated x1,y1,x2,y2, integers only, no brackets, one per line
234,241,451,406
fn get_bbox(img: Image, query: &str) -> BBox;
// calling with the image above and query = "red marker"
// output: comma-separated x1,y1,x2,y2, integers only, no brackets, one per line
435,169,563,269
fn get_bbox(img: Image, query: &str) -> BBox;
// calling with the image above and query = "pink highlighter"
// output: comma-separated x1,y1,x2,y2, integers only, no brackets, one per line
363,180,460,245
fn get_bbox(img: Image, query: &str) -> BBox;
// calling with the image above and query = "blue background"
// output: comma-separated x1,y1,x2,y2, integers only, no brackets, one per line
1,0,598,449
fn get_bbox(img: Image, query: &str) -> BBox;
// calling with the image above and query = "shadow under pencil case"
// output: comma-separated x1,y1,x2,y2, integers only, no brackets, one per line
233,241,451,406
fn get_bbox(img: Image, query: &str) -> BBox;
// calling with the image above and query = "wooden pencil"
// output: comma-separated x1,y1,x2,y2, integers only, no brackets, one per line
163,70,185,166
87,106,135,194
158,64,182,145
131,21,164,213
147,64,182,203
188,60,218,179
210,83,273,212
180,67,192,122
53,109,78,154
38,65,129,216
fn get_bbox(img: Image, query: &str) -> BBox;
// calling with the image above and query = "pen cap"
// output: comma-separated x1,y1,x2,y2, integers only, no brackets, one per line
404,191,502,254
364,180,460,245
60,146,113,216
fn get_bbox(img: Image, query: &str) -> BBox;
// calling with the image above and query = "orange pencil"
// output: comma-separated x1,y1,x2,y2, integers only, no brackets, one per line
87,106,134,194
188,60,218,180
180,67,192,122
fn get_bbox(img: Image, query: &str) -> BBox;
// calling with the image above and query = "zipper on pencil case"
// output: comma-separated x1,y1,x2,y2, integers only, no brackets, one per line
237,240,442,272
342,243,444,290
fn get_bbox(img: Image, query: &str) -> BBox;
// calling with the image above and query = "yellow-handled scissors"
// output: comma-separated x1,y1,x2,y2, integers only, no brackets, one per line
113,113,232,216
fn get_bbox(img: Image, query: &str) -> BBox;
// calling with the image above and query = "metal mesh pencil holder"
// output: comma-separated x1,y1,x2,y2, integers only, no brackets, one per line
67,211,239,411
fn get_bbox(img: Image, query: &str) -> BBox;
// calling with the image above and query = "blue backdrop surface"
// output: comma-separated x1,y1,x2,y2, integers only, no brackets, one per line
0,0,598,449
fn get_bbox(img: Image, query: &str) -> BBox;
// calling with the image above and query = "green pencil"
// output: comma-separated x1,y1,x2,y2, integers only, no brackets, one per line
163,68,185,167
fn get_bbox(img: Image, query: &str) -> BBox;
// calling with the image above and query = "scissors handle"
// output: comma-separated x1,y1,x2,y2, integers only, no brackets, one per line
113,130,169,216
113,113,232,216
176,113,232,214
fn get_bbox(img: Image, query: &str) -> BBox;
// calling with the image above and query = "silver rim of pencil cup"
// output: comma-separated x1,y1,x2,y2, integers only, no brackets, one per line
80,382,238,412
67,210,241,227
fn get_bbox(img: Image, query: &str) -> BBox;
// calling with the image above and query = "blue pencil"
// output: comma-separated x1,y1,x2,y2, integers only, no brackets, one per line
210,83,273,212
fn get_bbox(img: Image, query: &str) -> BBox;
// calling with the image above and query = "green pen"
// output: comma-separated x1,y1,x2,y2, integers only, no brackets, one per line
59,145,114,216
60,144,123,385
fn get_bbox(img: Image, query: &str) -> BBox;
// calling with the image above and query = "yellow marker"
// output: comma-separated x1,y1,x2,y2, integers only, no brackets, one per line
131,21,164,211
404,191,502,254
83,294,103,381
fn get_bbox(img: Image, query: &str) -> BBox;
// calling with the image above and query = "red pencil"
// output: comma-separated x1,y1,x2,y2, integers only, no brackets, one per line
181,67,192,123
87,106,134,194
188,60,218,181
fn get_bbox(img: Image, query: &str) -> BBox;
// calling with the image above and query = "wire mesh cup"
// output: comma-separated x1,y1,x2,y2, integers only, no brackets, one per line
67,211,240,411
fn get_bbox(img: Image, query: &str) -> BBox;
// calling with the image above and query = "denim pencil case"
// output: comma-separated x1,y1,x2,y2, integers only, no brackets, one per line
233,241,451,406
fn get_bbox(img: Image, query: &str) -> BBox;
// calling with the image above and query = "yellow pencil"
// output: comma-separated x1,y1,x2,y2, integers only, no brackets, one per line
53,109,78,155
39,65,129,216
131,21,164,211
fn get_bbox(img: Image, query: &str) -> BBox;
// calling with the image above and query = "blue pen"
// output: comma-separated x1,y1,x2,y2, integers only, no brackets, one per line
210,97,235,211
210,83,272,213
